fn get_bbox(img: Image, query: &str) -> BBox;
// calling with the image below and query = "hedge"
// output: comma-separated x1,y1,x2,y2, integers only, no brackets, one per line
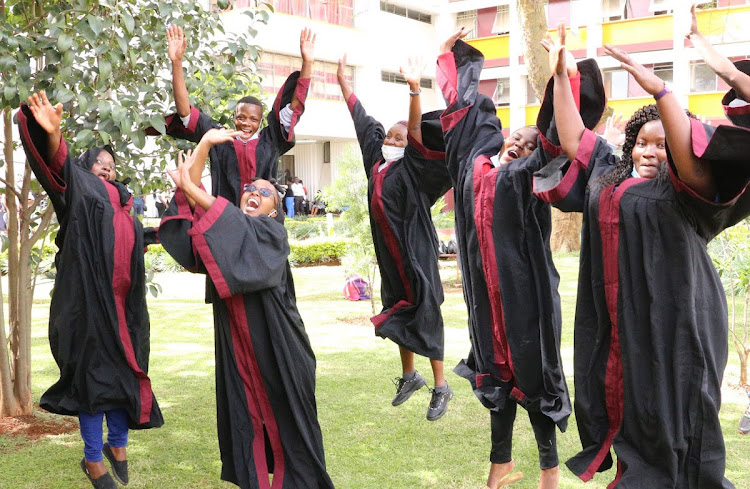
289,238,351,266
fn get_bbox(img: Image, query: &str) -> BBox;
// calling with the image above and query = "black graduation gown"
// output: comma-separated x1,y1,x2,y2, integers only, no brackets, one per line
345,92,451,361
16,105,163,429
534,86,750,486
435,40,572,427
159,193,334,489
156,73,309,206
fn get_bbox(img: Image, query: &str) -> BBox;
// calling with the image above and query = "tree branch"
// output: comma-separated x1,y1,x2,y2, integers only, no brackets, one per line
0,177,22,200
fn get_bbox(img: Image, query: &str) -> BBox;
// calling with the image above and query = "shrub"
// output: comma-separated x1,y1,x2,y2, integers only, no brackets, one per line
289,238,351,266
144,244,183,273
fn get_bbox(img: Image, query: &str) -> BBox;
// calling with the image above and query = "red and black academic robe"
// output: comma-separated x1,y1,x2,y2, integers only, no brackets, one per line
16,105,163,429
534,78,750,486
435,40,579,428
346,93,451,361
159,194,334,489
155,73,309,206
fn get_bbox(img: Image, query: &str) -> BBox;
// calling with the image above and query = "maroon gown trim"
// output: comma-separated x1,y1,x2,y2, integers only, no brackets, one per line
189,197,232,299
369,161,414,316
233,138,260,188
282,77,310,142
16,108,68,194
225,295,286,489
105,182,153,424
472,155,514,383
371,299,411,329
579,178,643,483
406,133,446,161
534,128,597,204
346,93,358,113
724,102,750,116
436,52,475,133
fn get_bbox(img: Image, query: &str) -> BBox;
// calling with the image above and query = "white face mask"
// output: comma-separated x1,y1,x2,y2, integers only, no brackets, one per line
631,167,641,178
381,144,405,162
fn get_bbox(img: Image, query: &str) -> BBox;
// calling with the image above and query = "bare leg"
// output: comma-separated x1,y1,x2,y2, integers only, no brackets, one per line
398,346,415,375
110,445,127,461
538,466,559,489
429,358,445,387
85,461,108,479
488,461,523,488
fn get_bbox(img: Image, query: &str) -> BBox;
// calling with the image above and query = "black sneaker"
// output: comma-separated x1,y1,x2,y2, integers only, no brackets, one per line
80,458,118,489
103,443,129,485
391,371,427,406
426,383,454,421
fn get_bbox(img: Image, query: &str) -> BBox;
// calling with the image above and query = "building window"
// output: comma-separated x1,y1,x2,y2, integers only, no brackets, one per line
380,1,432,24
381,71,433,89
653,62,673,85
649,0,672,15
259,52,355,101
492,5,510,35
602,0,626,21
691,62,717,92
604,69,629,99
494,78,510,106
456,11,478,39
256,0,354,27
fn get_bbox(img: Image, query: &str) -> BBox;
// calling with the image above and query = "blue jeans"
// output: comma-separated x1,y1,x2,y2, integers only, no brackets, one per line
78,409,129,462
285,196,295,218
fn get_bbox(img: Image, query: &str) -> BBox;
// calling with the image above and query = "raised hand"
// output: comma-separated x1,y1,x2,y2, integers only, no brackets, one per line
167,150,190,190
300,27,316,63
604,44,665,96
440,27,470,54
603,114,626,148
27,91,63,134
541,22,577,78
400,57,425,89
687,3,700,39
337,53,348,82
203,128,243,146
167,24,187,63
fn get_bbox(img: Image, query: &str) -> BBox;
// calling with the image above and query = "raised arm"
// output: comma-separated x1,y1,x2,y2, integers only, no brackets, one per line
400,57,424,144
686,4,750,103
604,44,716,199
543,23,583,161
167,24,190,118
291,28,315,112
26,91,62,161
337,53,354,101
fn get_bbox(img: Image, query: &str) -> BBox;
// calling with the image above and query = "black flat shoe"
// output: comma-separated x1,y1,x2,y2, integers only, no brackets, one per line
102,443,129,485
80,458,118,489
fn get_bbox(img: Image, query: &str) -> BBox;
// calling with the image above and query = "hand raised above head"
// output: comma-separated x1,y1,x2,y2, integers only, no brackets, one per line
300,27,316,63
167,24,187,63
440,27,469,55
603,114,626,148
541,22,577,78
167,149,195,190
604,44,664,96
337,53,348,80
400,57,425,88
202,128,243,147
27,91,63,134
687,3,700,40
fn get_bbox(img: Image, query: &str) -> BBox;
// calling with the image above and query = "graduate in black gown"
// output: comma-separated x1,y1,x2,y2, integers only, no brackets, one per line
159,129,334,489
437,28,601,488
158,25,316,206
534,25,750,488
17,92,163,489
336,55,454,420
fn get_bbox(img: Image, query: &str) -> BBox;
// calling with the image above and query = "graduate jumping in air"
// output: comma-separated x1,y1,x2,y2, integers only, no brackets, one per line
159,130,334,489
686,3,750,127
336,55,454,420
437,27,596,488
159,24,315,206
17,92,163,489
534,24,750,488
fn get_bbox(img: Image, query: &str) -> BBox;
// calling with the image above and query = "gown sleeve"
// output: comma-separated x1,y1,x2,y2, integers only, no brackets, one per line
152,105,222,144
345,92,386,175
255,72,310,180
436,40,504,183
403,112,452,204
16,104,72,216
668,119,750,240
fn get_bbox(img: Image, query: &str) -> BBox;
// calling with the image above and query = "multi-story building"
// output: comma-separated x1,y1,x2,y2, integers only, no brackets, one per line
448,0,750,135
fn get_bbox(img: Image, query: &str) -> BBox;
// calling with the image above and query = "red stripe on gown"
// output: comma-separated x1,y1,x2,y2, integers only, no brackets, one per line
472,157,515,384
105,182,153,424
579,179,642,485
370,161,414,304
234,138,260,187
225,296,285,489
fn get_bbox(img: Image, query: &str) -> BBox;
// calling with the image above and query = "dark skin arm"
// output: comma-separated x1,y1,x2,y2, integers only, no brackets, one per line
604,44,716,199
168,148,216,211
26,91,62,161
290,28,316,112
400,56,424,144
337,53,353,103
167,24,190,118
687,3,750,102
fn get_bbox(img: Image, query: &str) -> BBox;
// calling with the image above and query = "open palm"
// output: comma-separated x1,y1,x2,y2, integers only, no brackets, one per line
27,91,62,134
167,24,187,62
400,57,424,87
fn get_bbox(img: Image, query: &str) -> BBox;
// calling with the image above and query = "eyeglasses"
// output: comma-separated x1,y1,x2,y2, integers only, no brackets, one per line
93,159,115,170
243,183,274,197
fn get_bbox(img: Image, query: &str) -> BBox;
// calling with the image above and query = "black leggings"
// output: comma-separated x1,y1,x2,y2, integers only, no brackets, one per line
490,402,558,469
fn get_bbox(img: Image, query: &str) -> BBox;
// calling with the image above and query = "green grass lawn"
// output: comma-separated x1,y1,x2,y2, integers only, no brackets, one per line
1,255,749,488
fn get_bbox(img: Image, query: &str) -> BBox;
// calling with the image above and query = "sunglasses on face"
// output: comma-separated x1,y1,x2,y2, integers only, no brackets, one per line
93,159,115,170
243,183,274,197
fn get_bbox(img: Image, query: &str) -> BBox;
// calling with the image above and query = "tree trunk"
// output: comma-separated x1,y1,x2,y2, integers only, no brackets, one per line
518,0,582,252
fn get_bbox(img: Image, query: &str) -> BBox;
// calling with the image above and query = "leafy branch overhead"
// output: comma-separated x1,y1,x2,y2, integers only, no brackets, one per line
0,0,268,193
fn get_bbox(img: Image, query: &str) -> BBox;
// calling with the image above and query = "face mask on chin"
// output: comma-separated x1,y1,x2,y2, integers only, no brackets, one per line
381,144,405,162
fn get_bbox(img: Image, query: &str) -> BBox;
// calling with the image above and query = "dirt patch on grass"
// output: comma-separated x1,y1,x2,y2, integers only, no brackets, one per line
339,315,372,327
0,406,78,444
